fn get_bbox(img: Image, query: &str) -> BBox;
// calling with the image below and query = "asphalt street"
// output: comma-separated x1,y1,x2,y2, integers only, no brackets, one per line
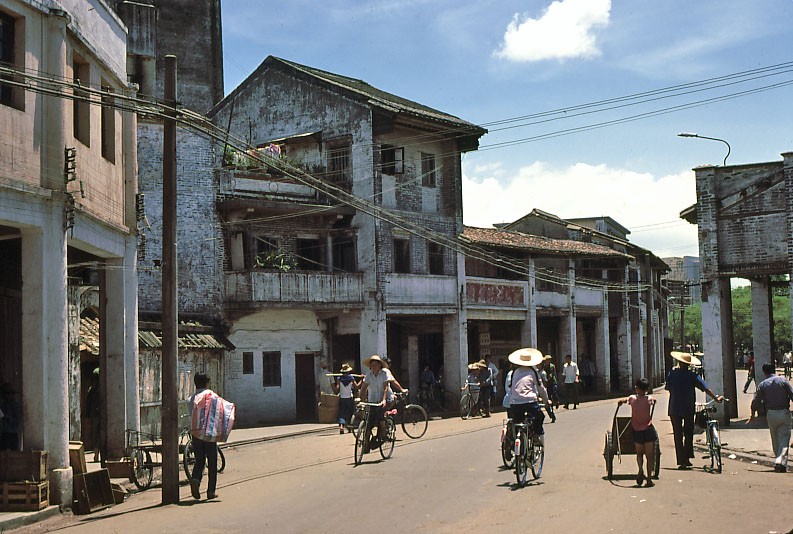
15,390,793,534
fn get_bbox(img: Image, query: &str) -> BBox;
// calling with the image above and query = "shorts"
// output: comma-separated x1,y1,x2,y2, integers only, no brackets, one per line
632,425,657,444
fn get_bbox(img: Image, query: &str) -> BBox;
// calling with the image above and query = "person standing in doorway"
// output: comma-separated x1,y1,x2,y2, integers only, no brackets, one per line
562,355,579,409
749,362,793,472
666,352,723,469
580,356,595,393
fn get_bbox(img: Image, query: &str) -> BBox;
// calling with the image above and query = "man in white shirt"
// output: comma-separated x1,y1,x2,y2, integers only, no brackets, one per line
359,355,395,451
562,354,579,409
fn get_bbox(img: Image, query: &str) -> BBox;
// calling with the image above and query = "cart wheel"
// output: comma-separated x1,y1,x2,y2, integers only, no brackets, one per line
604,432,614,479
652,436,661,479
132,448,153,490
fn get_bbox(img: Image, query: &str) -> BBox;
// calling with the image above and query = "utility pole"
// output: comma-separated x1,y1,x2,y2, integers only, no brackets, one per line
161,55,179,504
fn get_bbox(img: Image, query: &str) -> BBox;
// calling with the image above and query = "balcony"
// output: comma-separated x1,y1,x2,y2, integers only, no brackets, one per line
225,271,364,307
384,274,457,307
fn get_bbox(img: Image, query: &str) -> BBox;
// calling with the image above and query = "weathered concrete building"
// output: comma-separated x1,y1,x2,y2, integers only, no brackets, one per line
470,209,669,393
0,0,139,504
681,151,793,422
209,57,486,424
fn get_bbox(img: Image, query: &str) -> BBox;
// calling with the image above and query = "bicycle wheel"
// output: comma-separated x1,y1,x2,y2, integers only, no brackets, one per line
709,424,722,473
501,426,515,469
182,440,195,480
354,421,367,465
604,432,614,479
218,447,226,474
132,448,153,490
379,418,396,459
401,404,428,439
460,393,472,420
530,435,544,479
514,430,528,487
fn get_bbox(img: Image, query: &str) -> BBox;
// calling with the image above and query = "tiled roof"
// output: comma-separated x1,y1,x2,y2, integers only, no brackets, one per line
271,57,487,134
79,318,232,354
461,226,633,259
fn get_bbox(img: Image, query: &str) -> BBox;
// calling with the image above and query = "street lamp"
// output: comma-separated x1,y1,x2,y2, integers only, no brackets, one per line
677,132,731,166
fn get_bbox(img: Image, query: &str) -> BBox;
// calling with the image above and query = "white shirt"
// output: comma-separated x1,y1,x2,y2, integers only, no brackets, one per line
487,362,499,386
364,368,394,403
563,361,579,384
509,366,549,405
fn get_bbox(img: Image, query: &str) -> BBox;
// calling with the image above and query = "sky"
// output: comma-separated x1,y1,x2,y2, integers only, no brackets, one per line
220,0,793,259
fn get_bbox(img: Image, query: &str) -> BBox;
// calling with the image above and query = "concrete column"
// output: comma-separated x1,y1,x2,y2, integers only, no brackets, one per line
443,313,466,401
631,266,645,385
522,258,538,347
359,293,387,367
701,278,737,422
751,277,773,379
561,260,577,361
325,234,333,272
41,9,69,191
616,266,632,392
407,336,419,403
595,276,610,392
645,261,657,387
21,219,72,505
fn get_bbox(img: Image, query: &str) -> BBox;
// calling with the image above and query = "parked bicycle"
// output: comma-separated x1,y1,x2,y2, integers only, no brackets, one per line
513,410,544,486
696,398,726,473
353,402,396,465
460,387,482,420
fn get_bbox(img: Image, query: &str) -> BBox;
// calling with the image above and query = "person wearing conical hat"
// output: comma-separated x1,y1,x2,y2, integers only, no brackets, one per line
461,362,485,417
665,351,724,469
506,348,549,441
333,363,361,435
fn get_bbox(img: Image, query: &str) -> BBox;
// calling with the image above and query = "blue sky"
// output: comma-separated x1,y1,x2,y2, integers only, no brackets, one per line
220,0,793,258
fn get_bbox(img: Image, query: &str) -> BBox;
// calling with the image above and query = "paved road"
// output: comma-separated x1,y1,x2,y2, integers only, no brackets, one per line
16,391,793,534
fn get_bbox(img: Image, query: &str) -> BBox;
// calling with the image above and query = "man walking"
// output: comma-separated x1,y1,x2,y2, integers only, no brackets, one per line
749,362,793,472
666,352,723,469
562,355,579,409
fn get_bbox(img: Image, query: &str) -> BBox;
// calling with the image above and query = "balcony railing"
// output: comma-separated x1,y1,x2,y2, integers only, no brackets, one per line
225,271,364,305
384,274,457,306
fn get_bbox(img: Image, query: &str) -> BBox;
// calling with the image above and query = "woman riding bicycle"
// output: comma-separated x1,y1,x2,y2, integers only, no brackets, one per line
507,348,549,443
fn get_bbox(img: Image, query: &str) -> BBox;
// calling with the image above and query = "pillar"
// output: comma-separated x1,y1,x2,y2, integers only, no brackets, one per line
630,265,645,385
560,260,577,361
751,277,773,380
443,313,467,400
407,336,419,403
21,220,72,505
41,8,68,191
595,274,610,392
644,259,657,387
521,258,538,348
616,266,632,392
701,278,737,422
360,293,387,368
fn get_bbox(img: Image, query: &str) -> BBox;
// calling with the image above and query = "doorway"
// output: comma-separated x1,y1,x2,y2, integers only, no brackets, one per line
295,353,317,421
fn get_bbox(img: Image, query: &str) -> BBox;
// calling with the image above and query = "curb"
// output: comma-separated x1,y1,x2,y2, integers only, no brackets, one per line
692,442,777,469
0,504,61,532
220,425,337,449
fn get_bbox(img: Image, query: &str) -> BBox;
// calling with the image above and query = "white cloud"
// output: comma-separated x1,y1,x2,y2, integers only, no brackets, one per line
462,160,699,256
494,0,611,62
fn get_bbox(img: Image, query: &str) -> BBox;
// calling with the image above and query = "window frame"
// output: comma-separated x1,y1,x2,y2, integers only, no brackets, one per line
420,152,437,188
242,351,254,375
100,81,116,163
380,144,404,175
72,55,90,146
262,351,282,387
326,138,352,186
0,10,23,111
393,237,411,274
428,242,444,275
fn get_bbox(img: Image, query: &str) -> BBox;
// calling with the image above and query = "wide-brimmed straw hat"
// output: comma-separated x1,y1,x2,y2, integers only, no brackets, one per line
671,351,701,366
508,348,544,367
363,354,388,369
467,362,484,371
543,355,553,361
339,363,353,373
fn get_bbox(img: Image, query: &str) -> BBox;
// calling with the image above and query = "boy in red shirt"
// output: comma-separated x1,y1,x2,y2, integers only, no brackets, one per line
617,378,656,487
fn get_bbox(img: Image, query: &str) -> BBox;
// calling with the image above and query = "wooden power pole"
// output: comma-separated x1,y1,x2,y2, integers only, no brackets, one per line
161,55,180,504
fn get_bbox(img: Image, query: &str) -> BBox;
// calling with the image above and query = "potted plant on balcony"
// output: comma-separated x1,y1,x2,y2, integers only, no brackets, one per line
255,251,295,272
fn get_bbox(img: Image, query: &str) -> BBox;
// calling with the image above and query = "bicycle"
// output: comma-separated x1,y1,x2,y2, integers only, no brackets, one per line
182,428,227,480
417,384,436,411
501,418,515,469
391,391,428,439
513,409,544,486
696,398,727,473
353,402,396,465
460,386,481,420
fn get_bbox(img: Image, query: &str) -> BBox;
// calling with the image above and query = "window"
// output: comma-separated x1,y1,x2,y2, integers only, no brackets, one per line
296,238,323,271
393,238,410,274
262,351,281,387
428,242,444,275
421,152,437,187
380,144,404,175
327,139,351,186
72,56,90,146
242,352,254,375
100,82,115,163
332,236,356,272
0,11,20,109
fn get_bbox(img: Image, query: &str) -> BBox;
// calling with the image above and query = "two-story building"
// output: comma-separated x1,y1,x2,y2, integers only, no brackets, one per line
208,56,486,424
0,0,138,504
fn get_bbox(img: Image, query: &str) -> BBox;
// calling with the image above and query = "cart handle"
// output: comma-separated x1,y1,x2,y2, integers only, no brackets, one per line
613,398,657,461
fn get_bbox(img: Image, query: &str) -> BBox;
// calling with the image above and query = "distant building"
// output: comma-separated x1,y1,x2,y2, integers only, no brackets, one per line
661,255,701,304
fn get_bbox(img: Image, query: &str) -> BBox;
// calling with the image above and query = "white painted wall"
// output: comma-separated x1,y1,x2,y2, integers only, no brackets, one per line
225,309,323,425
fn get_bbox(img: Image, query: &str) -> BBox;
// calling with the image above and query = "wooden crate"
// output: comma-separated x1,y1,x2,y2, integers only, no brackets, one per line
68,442,87,475
0,481,49,512
105,458,132,479
73,469,114,515
0,450,48,482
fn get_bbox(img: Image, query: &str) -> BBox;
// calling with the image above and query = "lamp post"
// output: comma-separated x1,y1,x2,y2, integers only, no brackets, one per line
677,132,731,166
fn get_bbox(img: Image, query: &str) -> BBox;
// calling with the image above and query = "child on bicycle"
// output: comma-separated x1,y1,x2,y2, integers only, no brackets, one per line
617,378,656,487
